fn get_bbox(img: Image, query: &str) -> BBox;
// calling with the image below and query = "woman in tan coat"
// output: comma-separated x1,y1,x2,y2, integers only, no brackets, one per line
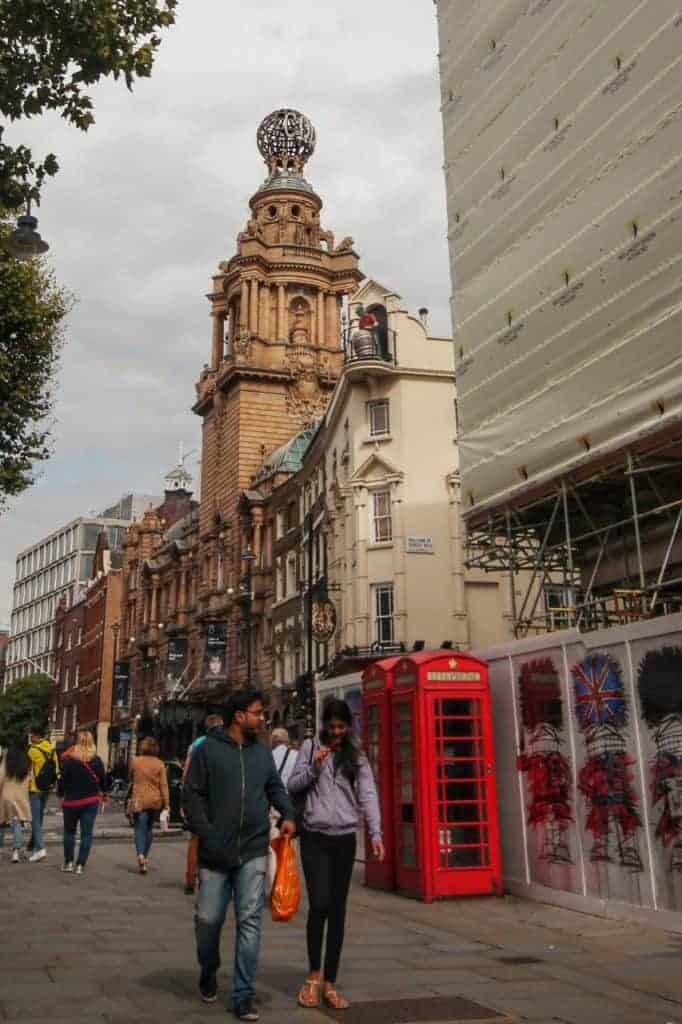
0,743,31,863
129,737,169,874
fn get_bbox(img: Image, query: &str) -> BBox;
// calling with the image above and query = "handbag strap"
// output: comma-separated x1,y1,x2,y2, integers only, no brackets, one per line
276,746,292,777
81,759,102,791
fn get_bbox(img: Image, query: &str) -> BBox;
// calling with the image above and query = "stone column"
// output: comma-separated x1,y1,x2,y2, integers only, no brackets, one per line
252,507,265,566
150,576,160,626
240,280,249,329
211,313,224,369
178,559,188,610
326,292,337,346
317,289,326,344
277,284,287,339
249,278,259,335
260,283,270,340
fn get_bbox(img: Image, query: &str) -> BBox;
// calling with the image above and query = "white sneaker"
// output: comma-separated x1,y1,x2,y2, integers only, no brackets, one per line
61,862,74,873
11,850,19,864
29,848,46,863
75,865,84,876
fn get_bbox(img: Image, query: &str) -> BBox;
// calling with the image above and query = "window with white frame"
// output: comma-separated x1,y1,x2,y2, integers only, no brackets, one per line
368,398,390,437
371,489,393,543
373,583,394,644
74,664,79,688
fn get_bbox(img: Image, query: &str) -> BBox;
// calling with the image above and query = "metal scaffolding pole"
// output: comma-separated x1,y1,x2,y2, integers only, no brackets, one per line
627,451,646,592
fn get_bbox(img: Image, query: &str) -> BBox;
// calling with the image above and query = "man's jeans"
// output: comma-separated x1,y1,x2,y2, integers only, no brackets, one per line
30,792,47,851
195,856,266,1006
63,803,99,866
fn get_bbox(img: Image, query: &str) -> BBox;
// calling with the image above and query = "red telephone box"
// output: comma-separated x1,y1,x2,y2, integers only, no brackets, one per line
391,651,502,902
361,657,400,890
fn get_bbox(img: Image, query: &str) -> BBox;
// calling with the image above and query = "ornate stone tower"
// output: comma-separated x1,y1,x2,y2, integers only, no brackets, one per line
192,109,363,688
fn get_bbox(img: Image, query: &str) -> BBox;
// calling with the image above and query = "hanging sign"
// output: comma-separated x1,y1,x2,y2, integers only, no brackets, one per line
203,621,228,687
165,635,188,694
113,661,131,709
311,598,337,642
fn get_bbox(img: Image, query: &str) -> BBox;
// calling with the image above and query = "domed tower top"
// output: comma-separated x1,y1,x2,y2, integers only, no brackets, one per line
255,109,318,196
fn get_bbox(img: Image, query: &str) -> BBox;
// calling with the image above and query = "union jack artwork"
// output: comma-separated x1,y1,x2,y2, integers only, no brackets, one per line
573,653,627,733
572,653,642,870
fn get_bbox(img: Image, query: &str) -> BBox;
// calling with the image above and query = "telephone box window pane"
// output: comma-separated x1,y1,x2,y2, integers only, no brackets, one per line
442,698,475,717
445,802,486,823
441,846,486,868
445,780,485,802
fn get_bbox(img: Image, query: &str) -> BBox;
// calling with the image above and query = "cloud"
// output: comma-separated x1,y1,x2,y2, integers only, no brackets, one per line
0,0,450,626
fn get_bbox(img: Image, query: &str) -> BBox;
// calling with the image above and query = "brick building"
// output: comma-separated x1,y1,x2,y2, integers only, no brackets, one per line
116,109,363,751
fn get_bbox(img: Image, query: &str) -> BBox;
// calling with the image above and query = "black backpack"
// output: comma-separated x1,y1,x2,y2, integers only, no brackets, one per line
33,746,57,792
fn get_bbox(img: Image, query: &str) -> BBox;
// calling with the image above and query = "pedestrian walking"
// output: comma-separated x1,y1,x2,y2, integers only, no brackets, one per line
27,725,60,863
128,737,169,874
59,731,105,874
183,688,295,1022
289,697,384,1011
0,743,31,863
182,710,225,895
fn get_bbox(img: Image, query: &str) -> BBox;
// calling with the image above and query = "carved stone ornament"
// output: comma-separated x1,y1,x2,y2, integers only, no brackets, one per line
233,327,253,360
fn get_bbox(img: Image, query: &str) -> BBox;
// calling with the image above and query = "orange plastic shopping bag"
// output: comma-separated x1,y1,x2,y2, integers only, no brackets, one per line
270,836,301,922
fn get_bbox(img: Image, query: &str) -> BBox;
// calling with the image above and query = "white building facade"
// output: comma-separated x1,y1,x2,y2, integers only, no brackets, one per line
4,494,159,688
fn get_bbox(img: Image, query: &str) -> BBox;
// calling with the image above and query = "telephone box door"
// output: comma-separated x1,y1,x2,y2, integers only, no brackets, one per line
392,689,424,897
426,688,502,897
362,658,399,890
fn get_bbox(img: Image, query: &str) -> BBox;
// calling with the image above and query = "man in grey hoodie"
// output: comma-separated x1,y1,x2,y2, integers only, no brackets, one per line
183,689,295,1022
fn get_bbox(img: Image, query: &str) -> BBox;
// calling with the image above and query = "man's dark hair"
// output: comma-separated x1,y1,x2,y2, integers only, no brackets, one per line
227,688,264,723
29,724,46,738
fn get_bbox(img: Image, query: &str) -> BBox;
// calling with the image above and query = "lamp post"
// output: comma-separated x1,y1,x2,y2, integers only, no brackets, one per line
108,622,120,769
5,204,50,260
241,548,256,685
303,511,315,738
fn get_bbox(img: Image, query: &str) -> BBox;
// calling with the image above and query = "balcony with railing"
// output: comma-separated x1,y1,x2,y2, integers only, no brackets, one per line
341,310,397,378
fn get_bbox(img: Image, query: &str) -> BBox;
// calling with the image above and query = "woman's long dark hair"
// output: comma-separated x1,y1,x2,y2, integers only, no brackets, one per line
320,697,359,784
4,743,30,782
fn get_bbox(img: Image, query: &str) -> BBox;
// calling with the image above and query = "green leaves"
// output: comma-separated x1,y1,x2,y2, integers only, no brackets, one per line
0,673,52,746
0,0,178,206
0,213,72,510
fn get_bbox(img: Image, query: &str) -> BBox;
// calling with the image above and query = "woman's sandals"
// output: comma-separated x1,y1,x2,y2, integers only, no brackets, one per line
323,988,350,1010
297,978,321,1007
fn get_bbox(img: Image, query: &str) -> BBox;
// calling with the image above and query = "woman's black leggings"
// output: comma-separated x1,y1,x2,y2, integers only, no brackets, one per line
300,830,356,984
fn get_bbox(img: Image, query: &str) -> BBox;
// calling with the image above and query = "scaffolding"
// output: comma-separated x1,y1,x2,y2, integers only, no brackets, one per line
465,427,682,637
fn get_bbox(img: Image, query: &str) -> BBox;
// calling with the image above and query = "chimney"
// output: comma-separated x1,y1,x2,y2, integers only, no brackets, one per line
418,307,429,329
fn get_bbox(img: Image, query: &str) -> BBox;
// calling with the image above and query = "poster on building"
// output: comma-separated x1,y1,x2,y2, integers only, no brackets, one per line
165,635,188,694
113,661,131,709
203,621,228,687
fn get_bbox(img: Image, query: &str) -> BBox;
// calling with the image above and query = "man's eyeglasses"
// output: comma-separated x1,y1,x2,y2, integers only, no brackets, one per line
245,708,266,719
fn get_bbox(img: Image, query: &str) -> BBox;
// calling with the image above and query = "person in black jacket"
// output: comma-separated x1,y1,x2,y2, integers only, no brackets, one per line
59,731,105,874
183,689,295,1023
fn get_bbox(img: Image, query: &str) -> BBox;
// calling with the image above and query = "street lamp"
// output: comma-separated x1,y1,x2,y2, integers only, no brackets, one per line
240,547,256,685
108,622,120,769
6,205,50,260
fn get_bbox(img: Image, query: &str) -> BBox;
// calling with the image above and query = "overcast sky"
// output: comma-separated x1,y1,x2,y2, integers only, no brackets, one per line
0,0,451,628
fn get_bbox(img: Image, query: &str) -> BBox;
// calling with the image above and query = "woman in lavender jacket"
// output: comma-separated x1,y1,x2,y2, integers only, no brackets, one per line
289,698,384,1011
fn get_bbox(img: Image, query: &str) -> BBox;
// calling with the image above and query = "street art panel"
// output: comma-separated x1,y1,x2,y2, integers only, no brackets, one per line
633,631,682,912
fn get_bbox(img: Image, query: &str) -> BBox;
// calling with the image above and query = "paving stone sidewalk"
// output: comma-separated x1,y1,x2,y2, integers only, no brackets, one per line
1,837,681,1024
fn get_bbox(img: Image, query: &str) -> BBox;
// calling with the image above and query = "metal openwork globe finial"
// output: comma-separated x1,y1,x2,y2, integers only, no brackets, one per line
257,109,316,176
